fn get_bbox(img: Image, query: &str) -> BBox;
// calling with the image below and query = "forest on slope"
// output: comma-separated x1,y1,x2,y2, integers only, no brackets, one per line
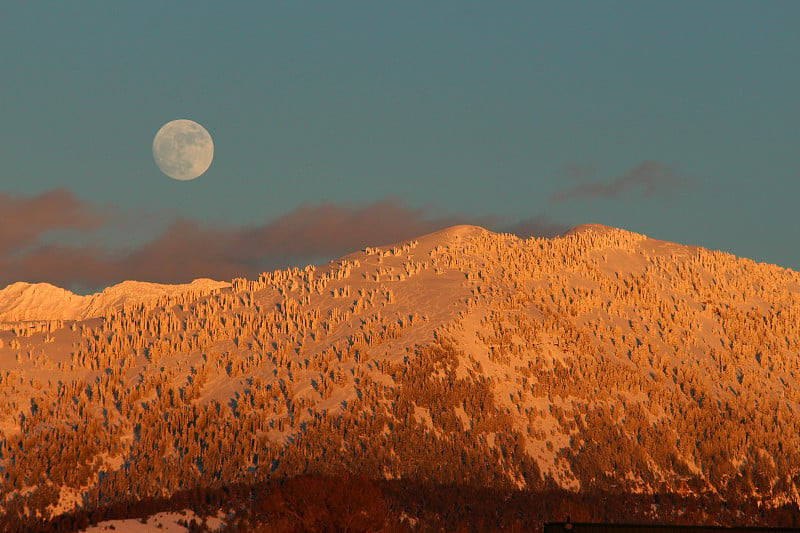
1,224,800,529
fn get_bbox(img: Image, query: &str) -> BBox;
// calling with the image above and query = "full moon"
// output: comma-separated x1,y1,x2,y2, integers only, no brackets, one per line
152,119,214,181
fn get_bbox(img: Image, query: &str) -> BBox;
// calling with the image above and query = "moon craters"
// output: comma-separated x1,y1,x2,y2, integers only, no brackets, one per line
153,119,214,181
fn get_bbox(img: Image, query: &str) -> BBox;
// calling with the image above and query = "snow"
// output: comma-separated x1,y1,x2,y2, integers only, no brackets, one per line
4,221,800,520
79,509,224,532
0,278,229,322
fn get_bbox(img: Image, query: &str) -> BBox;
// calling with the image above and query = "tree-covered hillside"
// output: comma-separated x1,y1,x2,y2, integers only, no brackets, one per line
2,224,799,529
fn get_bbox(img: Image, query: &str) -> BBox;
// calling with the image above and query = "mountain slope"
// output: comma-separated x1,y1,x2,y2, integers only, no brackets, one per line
2,224,800,528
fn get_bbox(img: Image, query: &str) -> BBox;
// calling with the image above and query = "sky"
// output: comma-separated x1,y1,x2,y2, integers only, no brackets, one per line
1,2,798,292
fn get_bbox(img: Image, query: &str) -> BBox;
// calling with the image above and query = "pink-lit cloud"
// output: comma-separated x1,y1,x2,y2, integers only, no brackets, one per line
0,189,105,252
0,190,567,292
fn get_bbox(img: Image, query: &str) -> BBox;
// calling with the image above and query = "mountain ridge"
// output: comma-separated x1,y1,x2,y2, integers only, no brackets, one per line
2,223,799,527
0,278,230,322
0,223,708,323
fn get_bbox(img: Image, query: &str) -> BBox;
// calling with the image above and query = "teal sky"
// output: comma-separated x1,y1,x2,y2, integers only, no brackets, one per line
1,2,799,289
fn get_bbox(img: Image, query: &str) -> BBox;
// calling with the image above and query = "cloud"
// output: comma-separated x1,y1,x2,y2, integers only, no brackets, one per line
0,189,104,253
501,215,570,239
118,200,490,284
550,161,686,204
0,190,567,292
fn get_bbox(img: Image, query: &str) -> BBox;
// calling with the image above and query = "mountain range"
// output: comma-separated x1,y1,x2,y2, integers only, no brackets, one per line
1,223,799,530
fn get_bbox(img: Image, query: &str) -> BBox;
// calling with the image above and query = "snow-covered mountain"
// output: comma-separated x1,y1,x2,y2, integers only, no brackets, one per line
0,278,230,322
2,224,800,529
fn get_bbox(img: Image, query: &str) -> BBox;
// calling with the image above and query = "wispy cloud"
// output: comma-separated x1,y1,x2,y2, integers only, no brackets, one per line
0,189,566,292
550,161,686,204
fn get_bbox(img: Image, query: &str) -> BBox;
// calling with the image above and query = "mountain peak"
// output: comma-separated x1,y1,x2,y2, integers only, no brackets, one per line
0,282,88,323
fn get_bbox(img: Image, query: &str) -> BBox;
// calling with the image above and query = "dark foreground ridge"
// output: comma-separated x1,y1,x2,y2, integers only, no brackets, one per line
546,523,800,533
20,475,800,532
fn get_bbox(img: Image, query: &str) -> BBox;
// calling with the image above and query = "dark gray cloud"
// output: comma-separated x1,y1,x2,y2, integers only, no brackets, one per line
501,215,570,239
0,189,565,292
550,161,686,204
